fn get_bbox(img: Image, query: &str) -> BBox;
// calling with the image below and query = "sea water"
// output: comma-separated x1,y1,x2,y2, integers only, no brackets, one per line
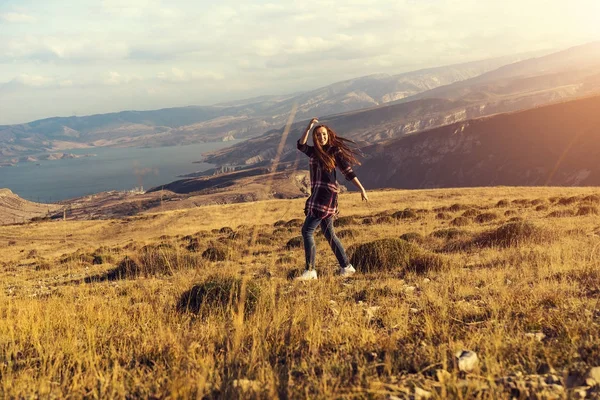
0,141,239,203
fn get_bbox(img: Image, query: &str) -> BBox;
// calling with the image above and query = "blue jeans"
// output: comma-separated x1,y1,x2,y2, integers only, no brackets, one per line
301,215,350,270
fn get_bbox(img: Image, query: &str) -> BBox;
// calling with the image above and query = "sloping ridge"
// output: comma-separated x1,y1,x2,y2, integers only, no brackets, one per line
357,94,600,188
0,189,61,225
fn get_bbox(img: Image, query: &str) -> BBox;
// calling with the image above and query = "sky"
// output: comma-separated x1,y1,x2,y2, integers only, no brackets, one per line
0,0,599,125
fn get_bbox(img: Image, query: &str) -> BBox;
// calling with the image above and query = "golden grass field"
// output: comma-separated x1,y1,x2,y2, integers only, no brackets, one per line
2,186,600,399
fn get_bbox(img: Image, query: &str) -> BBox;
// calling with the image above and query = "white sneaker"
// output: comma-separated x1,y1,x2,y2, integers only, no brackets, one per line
339,264,356,276
296,269,318,281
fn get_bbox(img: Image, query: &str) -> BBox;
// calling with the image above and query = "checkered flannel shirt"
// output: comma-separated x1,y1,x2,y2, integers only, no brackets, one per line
297,139,357,219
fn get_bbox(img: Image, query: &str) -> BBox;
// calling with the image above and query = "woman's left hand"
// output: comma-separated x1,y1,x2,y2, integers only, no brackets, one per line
361,190,369,202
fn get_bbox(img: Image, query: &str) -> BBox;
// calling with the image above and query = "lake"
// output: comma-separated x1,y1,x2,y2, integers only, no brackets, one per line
0,141,239,203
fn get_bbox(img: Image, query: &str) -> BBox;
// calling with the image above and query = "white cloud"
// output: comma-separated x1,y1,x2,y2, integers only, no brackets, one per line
14,74,54,87
0,35,129,61
157,67,224,83
0,12,36,23
104,71,142,85
101,0,182,19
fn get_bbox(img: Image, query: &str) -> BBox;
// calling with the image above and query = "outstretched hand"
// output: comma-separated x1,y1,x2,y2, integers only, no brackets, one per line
309,117,319,127
361,190,369,202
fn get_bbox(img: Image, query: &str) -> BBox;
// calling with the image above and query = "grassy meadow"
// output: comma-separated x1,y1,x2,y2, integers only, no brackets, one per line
1,186,600,399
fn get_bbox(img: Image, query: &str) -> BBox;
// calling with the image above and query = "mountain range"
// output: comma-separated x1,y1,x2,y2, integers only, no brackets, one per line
0,52,542,163
201,41,600,169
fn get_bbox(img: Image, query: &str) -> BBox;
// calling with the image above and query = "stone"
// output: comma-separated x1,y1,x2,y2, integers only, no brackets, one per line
586,366,600,386
525,332,546,342
456,350,479,373
414,387,432,399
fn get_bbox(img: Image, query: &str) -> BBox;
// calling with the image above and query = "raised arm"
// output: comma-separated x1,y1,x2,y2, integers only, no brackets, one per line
298,117,319,145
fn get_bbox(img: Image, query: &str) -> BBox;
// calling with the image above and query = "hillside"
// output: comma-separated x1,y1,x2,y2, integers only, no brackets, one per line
201,42,600,169
0,53,537,164
1,187,600,397
357,94,600,189
0,189,61,225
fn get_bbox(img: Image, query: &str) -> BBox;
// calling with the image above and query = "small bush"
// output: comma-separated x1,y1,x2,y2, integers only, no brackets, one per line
462,209,479,218
448,203,467,212
276,255,295,265
450,217,470,227
255,235,274,246
400,232,424,243
581,195,600,204
392,209,417,219
219,226,234,234
337,229,357,239
475,212,498,224
409,252,446,274
336,216,357,227
376,216,394,224
577,206,599,216
476,221,552,248
504,210,517,217
535,205,548,212
103,257,142,280
176,275,262,317
436,212,452,220
27,249,39,258
431,228,467,240
508,217,525,222
274,220,286,227
186,238,202,252
496,200,510,207
202,246,228,261
547,210,575,218
512,199,530,206
59,251,94,265
284,219,304,228
92,253,115,265
273,227,292,236
285,236,303,250
348,239,420,273
362,218,374,225
557,196,579,206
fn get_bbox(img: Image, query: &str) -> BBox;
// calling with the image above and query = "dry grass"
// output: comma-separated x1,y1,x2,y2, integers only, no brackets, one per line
1,186,600,398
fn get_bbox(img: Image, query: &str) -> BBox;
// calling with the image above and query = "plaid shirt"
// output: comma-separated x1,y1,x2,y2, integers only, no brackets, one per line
297,139,357,219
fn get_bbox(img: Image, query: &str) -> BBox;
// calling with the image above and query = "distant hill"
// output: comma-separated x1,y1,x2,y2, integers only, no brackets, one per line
357,94,600,188
0,53,536,163
202,42,600,169
0,189,61,225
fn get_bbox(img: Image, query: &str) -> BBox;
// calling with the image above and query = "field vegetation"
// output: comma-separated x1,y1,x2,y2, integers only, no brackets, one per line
1,187,600,398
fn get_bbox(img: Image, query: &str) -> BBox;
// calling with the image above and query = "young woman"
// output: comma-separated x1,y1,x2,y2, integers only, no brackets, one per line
296,117,369,280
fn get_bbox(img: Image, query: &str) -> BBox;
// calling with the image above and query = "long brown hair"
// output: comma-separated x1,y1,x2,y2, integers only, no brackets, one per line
312,124,361,172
